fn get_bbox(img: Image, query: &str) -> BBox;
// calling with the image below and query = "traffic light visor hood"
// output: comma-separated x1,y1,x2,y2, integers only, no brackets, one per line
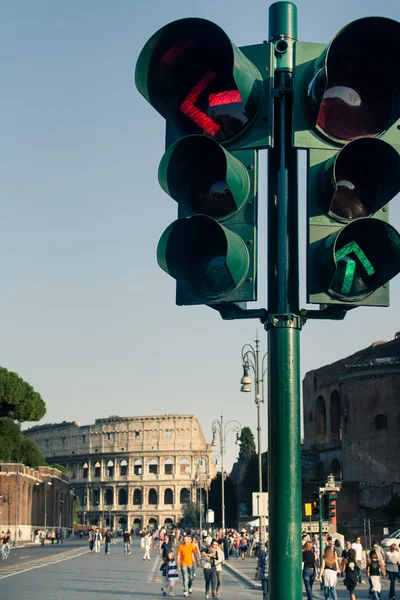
135,18,263,143
325,138,400,223
304,17,400,143
157,215,250,299
324,219,400,302
158,135,251,220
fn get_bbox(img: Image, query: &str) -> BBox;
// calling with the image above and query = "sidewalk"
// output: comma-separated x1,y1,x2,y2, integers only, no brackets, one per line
223,554,262,590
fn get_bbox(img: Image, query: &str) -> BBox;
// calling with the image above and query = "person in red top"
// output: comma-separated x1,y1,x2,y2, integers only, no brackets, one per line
177,534,199,597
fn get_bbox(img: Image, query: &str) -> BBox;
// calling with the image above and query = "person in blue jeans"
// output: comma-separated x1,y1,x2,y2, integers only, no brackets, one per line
302,540,317,600
104,530,112,554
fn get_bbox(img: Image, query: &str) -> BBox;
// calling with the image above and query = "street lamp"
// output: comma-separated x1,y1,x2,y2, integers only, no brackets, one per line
194,457,209,534
211,413,241,532
241,334,268,545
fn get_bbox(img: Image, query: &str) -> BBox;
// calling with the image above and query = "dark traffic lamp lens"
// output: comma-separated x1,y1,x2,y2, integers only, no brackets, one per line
191,179,236,219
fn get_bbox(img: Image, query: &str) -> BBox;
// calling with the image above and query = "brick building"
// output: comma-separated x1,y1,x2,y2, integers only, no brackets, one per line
26,414,214,531
0,464,73,542
302,332,400,525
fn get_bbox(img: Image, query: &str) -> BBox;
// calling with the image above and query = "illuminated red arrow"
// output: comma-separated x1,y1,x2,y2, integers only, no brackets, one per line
180,70,220,137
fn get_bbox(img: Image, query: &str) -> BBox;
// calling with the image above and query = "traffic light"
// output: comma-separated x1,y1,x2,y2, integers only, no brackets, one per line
328,493,338,520
293,17,400,307
311,492,319,516
135,18,272,306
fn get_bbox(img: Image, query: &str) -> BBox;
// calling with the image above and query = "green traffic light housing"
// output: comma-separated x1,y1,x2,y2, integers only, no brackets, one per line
302,17,400,144
158,135,251,221
135,18,264,146
157,215,252,301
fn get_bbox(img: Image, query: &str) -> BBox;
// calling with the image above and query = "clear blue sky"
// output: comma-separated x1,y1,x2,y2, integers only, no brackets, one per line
1,0,399,469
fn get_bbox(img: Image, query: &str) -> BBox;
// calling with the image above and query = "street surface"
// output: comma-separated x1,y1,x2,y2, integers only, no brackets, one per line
0,538,392,599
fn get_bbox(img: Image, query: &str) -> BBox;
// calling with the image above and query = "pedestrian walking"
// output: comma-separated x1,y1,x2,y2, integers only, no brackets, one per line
319,547,339,600
88,529,94,552
104,530,112,554
123,530,131,555
302,539,317,600
342,548,358,600
366,549,386,600
160,555,169,597
166,550,179,597
257,542,269,600
351,536,363,583
143,532,152,560
385,543,400,600
93,528,102,552
177,533,199,597
161,535,173,560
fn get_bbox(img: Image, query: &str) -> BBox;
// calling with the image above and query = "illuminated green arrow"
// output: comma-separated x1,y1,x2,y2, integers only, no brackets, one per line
335,241,375,295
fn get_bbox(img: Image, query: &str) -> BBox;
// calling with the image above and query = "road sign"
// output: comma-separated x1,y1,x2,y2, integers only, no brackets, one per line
305,503,312,517
252,492,268,517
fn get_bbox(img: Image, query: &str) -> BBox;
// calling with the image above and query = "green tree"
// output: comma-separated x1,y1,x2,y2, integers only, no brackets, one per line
50,464,67,474
180,501,199,528
0,366,45,422
238,426,256,462
208,472,237,527
19,436,45,468
0,417,45,467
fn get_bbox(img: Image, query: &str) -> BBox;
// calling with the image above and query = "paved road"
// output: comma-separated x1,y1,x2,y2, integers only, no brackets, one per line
1,538,393,599
0,538,262,599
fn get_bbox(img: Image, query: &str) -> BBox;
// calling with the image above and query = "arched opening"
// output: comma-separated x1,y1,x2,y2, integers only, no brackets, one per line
118,516,127,528
374,414,387,430
164,458,174,475
180,488,190,504
82,463,88,478
331,458,341,479
149,458,158,475
104,488,113,506
120,459,128,476
107,460,114,477
148,488,158,505
134,459,143,476
315,396,327,444
133,517,142,528
164,488,173,505
180,458,191,474
164,518,173,527
330,390,341,442
118,488,127,505
148,517,157,528
92,489,100,505
133,488,142,505
94,462,101,478
197,458,207,474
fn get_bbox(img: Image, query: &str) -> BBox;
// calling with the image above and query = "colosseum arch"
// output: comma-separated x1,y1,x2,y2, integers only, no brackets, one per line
164,488,173,505
315,395,327,444
180,459,191,474
148,488,158,505
133,488,142,505
119,459,128,476
331,458,341,479
94,462,101,477
104,488,113,505
106,460,114,477
180,488,190,504
118,488,127,505
330,390,341,442
134,459,142,475
164,458,174,475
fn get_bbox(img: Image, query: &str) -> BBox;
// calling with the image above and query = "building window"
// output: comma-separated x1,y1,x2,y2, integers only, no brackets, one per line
104,489,113,506
164,488,173,505
180,458,191,474
180,488,190,504
133,488,142,505
164,459,174,475
94,462,101,477
374,414,387,430
118,488,127,505
82,463,88,478
166,431,172,438
107,433,113,441
148,488,158,505
83,435,86,442
120,459,128,476
135,431,140,439
149,459,158,475
107,460,114,477
315,395,327,444
134,459,143,475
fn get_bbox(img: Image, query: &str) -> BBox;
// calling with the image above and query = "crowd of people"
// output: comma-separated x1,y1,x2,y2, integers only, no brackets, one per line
302,532,400,600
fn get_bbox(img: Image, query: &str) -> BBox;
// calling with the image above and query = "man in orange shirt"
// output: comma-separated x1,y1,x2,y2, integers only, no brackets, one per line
177,534,199,597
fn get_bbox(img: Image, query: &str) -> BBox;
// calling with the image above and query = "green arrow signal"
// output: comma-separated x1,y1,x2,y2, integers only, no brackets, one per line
335,241,375,295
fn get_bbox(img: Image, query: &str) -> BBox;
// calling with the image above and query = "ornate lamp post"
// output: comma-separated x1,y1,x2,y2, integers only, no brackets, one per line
241,334,268,545
211,414,241,532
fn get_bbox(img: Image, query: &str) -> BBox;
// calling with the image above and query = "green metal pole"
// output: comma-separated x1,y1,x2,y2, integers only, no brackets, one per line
267,3,302,600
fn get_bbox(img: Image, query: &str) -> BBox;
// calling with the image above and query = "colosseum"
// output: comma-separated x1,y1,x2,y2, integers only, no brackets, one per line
26,414,214,531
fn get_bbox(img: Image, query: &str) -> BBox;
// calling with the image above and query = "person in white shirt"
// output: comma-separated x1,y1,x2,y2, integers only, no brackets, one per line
93,528,102,553
351,537,363,583
385,543,400,600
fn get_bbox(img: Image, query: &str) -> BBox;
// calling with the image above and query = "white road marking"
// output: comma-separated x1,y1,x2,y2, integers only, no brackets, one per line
19,556,30,559
147,555,160,583
0,549,90,579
